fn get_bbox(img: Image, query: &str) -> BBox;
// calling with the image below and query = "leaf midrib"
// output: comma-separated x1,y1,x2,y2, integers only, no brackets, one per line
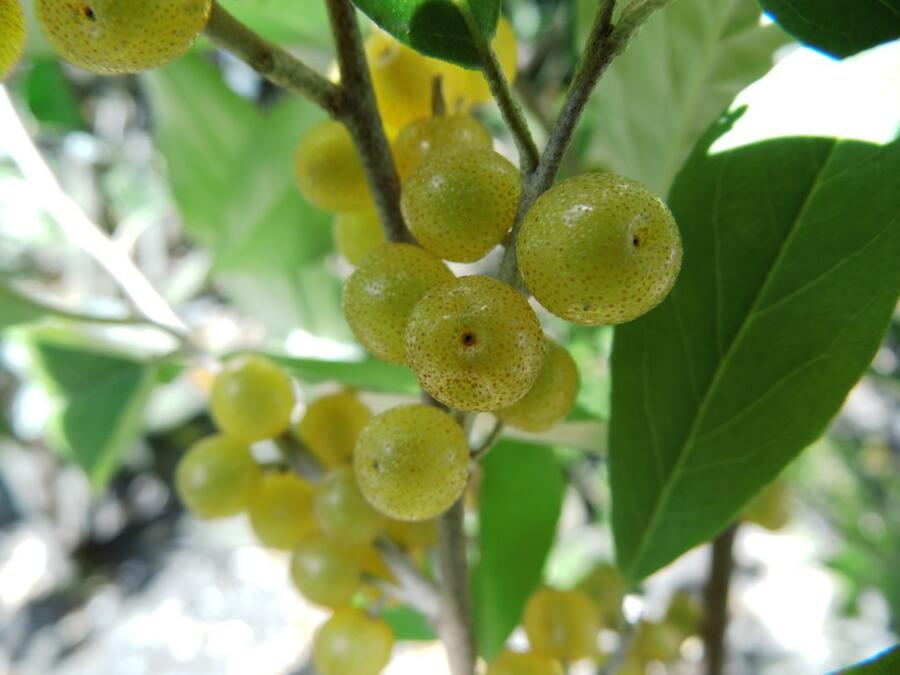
623,138,841,580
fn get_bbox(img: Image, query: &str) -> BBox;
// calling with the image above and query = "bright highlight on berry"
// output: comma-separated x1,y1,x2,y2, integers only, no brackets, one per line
0,0,26,80
210,355,294,442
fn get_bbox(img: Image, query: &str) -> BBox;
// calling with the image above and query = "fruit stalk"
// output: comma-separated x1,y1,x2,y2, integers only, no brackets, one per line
702,524,738,675
437,497,477,675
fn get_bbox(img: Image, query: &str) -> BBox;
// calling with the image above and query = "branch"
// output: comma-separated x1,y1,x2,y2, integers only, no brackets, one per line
325,0,412,243
437,497,476,675
702,524,738,675
204,1,343,116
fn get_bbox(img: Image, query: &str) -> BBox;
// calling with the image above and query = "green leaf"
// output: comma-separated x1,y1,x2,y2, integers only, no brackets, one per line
219,0,331,47
271,354,419,393
381,605,437,641
0,285,49,329
28,332,157,485
832,646,900,674
23,59,85,131
609,114,900,582
351,0,501,68
472,440,565,659
759,0,900,59
578,0,789,196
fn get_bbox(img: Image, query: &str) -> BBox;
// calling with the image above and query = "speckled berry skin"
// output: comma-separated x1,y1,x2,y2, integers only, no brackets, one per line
523,587,600,660
296,391,371,468
35,0,211,74
354,405,469,521
405,276,544,411
334,209,385,265
0,0,25,80
498,338,579,432
210,355,294,442
314,466,384,545
248,472,316,550
401,149,520,263
313,608,395,675
441,17,517,109
294,120,372,212
175,435,261,519
518,173,682,325
393,114,492,182
343,243,455,364
487,650,564,675
289,533,361,608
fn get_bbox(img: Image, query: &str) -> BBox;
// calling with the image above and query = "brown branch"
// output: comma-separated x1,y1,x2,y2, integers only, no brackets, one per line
437,497,476,675
703,524,738,675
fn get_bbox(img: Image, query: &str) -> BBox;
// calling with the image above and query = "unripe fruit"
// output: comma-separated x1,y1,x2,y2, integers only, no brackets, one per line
578,563,625,628
289,533,361,608
441,17,518,109
406,276,544,411
294,121,371,212
487,650,564,675
248,473,316,550
175,435,261,519
354,405,469,521
498,338,579,432
314,466,384,545
313,608,394,675
518,173,682,325
0,0,25,80
35,0,211,74
343,243,455,364
386,518,438,549
334,209,385,265
210,355,294,442
664,591,703,637
393,114,492,182
631,620,682,662
296,391,371,468
523,587,601,661
742,480,791,531
402,149,520,262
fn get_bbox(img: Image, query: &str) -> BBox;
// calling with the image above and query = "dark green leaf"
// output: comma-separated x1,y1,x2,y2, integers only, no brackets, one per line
271,354,419,393
381,605,437,641
759,0,900,59
472,440,565,659
609,114,900,581
832,646,900,674
351,0,501,68
24,59,84,130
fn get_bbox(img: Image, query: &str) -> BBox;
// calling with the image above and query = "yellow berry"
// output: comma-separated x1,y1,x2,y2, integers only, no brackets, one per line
334,209,385,265
313,608,394,675
631,620,682,663
210,355,294,442
578,563,626,628
314,466,385,545
523,587,600,661
248,472,316,550
35,0,211,74
406,276,544,411
498,338,579,432
664,591,703,637
354,405,469,521
296,391,371,468
343,243,455,364
393,114,492,182
441,17,518,109
290,533,362,608
518,173,682,326
487,650,564,675
294,120,372,212
402,149,520,262
386,518,438,549
175,435,261,519
0,0,25,80
742,480,791,531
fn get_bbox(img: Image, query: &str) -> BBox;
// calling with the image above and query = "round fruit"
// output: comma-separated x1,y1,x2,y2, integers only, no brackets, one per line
406,276,544,411
343,243,455,364
314,466,384,545
354,405,469,521
210,355,294,442
664,591,703,637
498,338,579,432
175,435,261,519
523,587,600,660
442,16,518,109
487,650,563,675
35,0,211,74
296,391,371,468
294,120,372,212
518,173,682,326
313,608,394,675
334,209,385,265
632,620,682,662
386,518,438,549
402,148,520,262
578,563,626,628
289,533,361,608
248,472,316,550
393,114,492,182
0,0,25,80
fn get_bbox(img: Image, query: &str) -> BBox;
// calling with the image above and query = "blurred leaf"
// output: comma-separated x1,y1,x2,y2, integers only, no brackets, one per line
352,0,501,68
0,285,49,329
609,114,900,581
381,605,437,641
760,0,900,59
271,354,418,393
473,440,565,659
832,646,900,674
577,0,789,196
219,0,332,47
23,59,84,130
28,331,157,485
